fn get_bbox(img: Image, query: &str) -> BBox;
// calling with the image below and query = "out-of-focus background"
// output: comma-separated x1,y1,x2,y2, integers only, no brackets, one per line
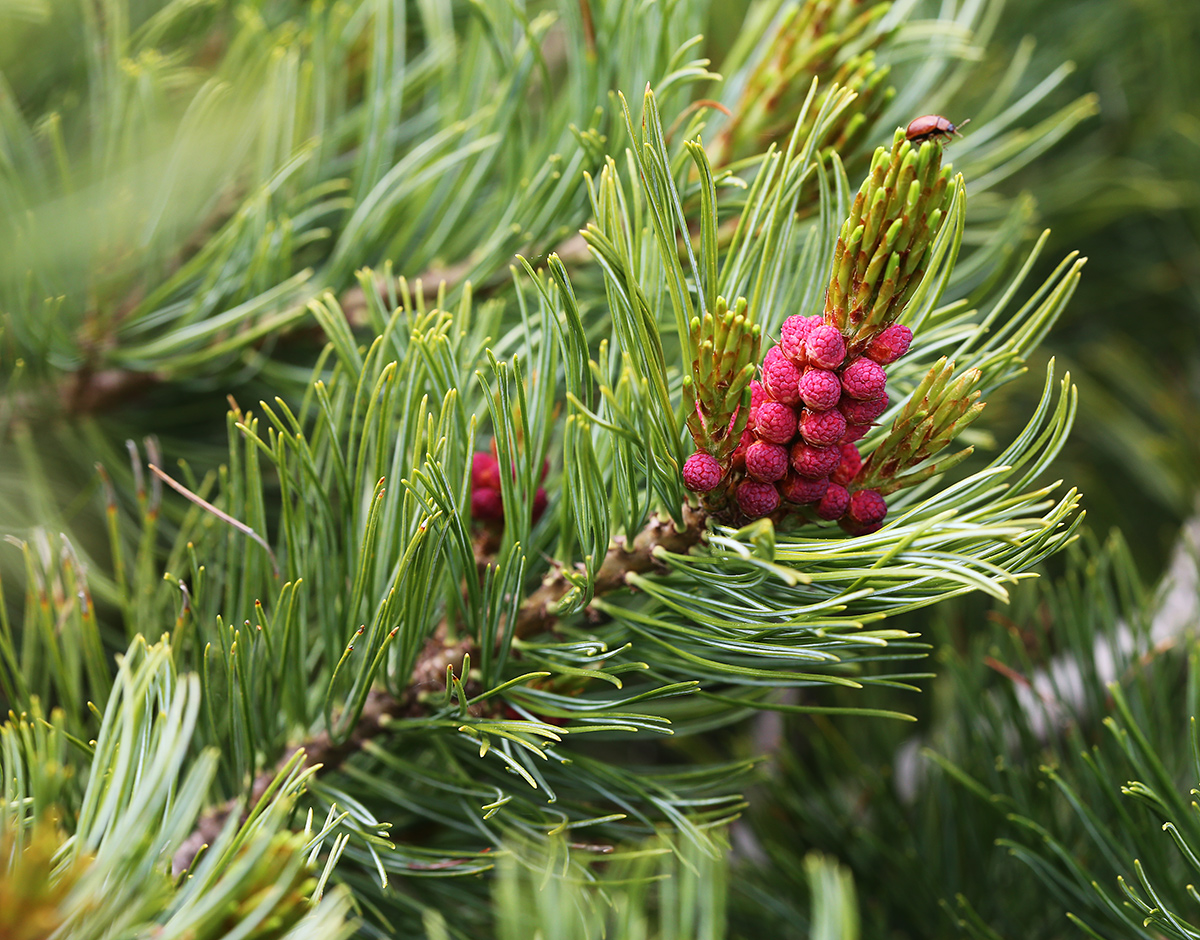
979,0,1200,577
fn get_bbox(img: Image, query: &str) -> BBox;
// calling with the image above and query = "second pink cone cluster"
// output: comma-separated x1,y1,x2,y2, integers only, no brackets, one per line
471,451,549,525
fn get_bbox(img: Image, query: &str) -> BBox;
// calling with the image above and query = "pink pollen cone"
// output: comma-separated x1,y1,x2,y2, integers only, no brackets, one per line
755,401,798,445
682,452,723,492
799,368,842,410
736,481,780,518
746,441,789,482
840,357,887,401
472,487,505,521
866,324,913,365
839,394,888,425
815,483,849,520
472,451,501,490
806,325,847,370
842,423,871,444
780,315,819,363
799,408,847,447
749,379,766,410
790,442,841,479
847,489,888,526
831,444,863,487
779,473,829,504
762,353,802,406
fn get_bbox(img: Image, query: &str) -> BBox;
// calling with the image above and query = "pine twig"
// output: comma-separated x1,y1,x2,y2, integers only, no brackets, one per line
514,503,707,638
172,504,707,874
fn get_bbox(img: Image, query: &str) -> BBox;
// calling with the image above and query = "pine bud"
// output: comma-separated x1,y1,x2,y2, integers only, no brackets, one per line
824,128,957,352
710,14,896,171
685,293,761,461
682,452,724,492
855,357,986,494
0,818,92,940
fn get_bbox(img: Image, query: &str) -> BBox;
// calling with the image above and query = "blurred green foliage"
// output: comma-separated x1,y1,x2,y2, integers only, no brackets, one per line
980,0,1200,574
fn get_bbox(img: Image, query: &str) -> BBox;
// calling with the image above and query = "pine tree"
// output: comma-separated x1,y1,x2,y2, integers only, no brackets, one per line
0,0,1117,936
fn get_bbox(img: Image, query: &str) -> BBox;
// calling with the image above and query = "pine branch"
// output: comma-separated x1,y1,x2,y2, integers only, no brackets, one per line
46,225,592,416
514,502,707,638
172,503,708,874
171,663,453,877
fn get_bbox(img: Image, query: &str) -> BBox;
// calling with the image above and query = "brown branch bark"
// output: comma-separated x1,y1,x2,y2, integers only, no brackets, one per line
514,502,707,638
172,504,706,874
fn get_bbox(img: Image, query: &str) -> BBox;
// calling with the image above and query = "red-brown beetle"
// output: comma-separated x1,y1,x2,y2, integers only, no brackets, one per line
905,114,970,144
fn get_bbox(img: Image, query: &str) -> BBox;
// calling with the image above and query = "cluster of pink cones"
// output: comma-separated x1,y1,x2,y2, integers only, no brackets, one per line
684,319,912,535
